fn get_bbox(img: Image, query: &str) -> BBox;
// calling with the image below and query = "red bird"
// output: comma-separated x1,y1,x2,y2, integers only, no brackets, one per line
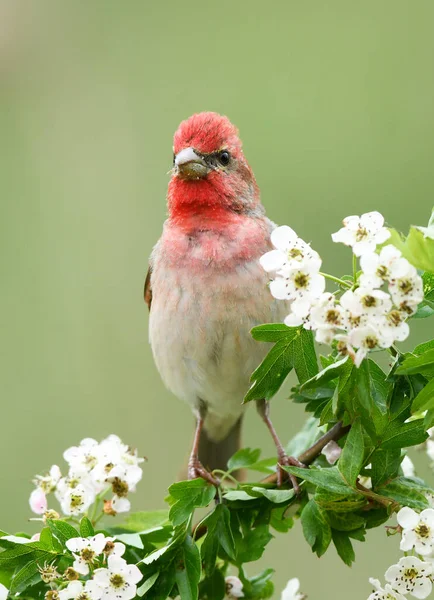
145,112,302,488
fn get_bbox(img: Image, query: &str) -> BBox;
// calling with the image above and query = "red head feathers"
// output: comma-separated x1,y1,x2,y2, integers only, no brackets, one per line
168,112,261,224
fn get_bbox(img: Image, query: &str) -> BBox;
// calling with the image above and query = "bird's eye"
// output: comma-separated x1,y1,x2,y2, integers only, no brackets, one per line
218,151,230,166
173,153,176,166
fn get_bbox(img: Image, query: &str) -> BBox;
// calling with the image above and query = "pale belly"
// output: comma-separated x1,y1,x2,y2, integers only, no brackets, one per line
149,257,285,441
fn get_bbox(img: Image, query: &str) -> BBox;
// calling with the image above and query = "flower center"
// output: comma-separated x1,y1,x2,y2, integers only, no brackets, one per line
104,541,116,555
111,477,129,497
294,273,309,289
81,548,95,562
288,248,303,260
104,462,114,473
110,574,126,589
76,593,90,600
337,341,349,355
362,295,377,308
325,309,341,324
356,227,368,241
84,455,97,469
387,310,402,326
416,524,430,538
364,335,378,349
398,279,413,294
403,567,418,580
70,494,84,509
376,265,389,279
348,315,361,328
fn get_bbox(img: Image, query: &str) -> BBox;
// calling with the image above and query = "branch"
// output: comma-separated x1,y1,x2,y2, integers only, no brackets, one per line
260,420,350,485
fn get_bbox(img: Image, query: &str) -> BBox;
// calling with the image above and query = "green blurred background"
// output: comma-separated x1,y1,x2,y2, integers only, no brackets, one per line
1,1,434,597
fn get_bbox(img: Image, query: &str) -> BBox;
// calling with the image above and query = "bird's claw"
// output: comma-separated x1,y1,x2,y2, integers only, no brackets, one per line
276,453,306,493
188,458,220,487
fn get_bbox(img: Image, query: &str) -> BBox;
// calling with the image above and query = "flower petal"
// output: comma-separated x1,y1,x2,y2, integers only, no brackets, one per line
271,226,298,250
397,506,419,529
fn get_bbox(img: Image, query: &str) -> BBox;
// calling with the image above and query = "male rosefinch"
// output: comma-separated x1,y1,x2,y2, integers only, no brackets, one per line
145,112,302,488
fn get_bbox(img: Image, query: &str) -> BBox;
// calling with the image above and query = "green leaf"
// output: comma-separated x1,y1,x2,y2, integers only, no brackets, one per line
396,349,434,375
325,511,365,532
136,571,160,597
338,419,364,487
288,328,318,384
47,520,79,545
286,417,322,457
371,449,402,487
248,568,275,599
79,517,95,538
381,419,427,449
234,524,273,563
10,560,41,594
301,499,332,557
199,569,226,600
169,480,216,526
227,448,261,472
251,487,295,503
300,356,349,392
332,530,355,566
39,527,55,551
379,477,430,510
250,323,298,342
412,378,434,413
388,224,434,272
175,536,201,600
286,466,357,496
115,510,169,533
200,505,235,576
223,490,257,502
244,330,298,402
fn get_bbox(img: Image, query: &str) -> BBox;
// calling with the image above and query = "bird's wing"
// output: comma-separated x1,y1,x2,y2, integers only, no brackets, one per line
144,266,152,311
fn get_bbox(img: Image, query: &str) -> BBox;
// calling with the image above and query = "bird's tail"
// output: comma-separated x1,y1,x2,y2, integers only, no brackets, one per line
199,417,243,474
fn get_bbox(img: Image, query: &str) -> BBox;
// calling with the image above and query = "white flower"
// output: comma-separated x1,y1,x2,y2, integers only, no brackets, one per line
401,455,415,478
64,438,101,472
427,440,434,462
1,535,33,544
29,488,48,515
101,538,126,558
0,584,8,600
281,578,306,600
321,441,342,465
260,226,321,274
225,576,244,598
270,268,325,306
309,293,345,344
385,556,433,598
348,325,395,367
367,578,406,600
397,507,434,556
378,311,410,343
93,556,142,600
341,288,392,319
389,271,424,314
66,534,107,575
33,465,62,494
332,211,390,256
360,245,411,288
59,580,103,600
58,482,95,516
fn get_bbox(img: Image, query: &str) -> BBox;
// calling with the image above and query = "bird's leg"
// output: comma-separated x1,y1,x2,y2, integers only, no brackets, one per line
257,399,305,492
188,411,220,487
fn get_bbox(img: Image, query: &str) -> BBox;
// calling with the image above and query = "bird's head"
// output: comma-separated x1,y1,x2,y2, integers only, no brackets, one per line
168,112,261,221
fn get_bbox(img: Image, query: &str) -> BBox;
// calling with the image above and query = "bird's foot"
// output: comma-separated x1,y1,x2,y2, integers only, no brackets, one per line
276,453,306,493
188,457,220,487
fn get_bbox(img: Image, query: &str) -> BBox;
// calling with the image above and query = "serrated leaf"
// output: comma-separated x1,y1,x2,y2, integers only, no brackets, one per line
248,568,275,599
396,349,434,375
325,511,365,532
47,520,79,545
10,560,40,594
168,480,216,526
223,490,257,501
285,466,357,496
234,525,273,563
227,448,261,472
199,569,226,600
371,449,402,487
300,356,349,392
412,377,434,413
79,517,94,538
175,536,201,600
250,323,298,342
251,487,295,503
200,505,235,576
288,328,318,384
388,225,434,272
332,530,355,566
379,477,430,510
115,510,169,533
338,419,364,487
301,499,331,557
381,419,427,449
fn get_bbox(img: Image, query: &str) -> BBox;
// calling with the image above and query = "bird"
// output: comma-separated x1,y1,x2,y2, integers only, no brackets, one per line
144,112,303,489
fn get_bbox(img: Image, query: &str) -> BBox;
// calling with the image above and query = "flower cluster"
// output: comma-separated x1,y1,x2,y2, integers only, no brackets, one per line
29,435,144,517
44,534,141,600
367,507,434,599
260,211,424,366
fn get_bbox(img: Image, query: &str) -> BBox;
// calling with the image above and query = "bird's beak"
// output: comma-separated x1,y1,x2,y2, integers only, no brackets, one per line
174,147,209,180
